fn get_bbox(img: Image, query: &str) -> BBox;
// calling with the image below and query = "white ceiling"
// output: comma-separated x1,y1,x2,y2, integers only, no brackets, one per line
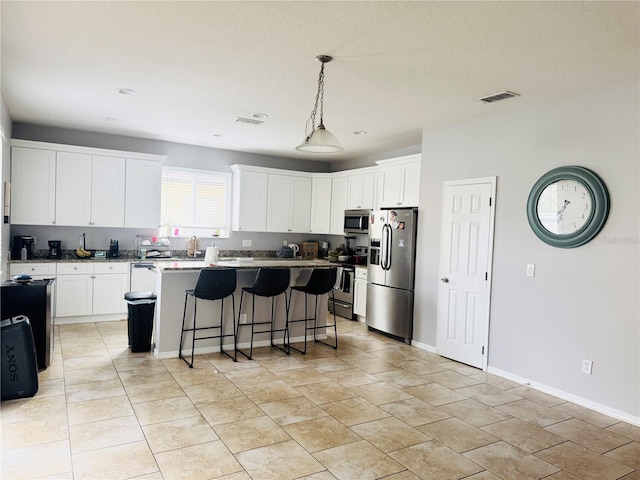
2,1,638,161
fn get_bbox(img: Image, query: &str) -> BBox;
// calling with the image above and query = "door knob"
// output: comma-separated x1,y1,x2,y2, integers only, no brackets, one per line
440,277,449,283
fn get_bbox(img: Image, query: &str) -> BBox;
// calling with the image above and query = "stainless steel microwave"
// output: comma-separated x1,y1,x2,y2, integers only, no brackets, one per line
344,209,369,234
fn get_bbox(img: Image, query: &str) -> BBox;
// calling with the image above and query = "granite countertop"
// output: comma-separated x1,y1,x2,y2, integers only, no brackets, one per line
156,258,334,271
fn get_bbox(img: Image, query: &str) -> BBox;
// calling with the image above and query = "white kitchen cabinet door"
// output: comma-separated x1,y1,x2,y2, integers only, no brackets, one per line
310,177,332,234
232,168,268,232
290,175,312,233
402,161,421,207
379,158,421,208
55,151,93,226
347,172,375,209
330,176,348,235
93,273,128,315
266,174,292,232
125,158,163,228
11,147,57,225
91,155,126,227
353,278,367,317
56,274,93,317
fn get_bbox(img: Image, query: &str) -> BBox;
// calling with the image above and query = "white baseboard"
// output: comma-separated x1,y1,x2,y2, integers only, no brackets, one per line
411,339,437,353
487,366,640,427
56,314,126,325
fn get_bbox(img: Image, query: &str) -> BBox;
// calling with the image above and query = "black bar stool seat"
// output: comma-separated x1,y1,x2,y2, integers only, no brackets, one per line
179,268,237,367
287,267,338,354
235,268,290,360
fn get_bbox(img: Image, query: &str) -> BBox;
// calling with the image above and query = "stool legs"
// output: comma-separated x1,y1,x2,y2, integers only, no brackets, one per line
236,291,289,360
314,290,338,350
287,289,338,354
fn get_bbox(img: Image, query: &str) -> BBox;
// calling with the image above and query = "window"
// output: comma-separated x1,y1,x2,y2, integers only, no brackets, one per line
161,167,230,238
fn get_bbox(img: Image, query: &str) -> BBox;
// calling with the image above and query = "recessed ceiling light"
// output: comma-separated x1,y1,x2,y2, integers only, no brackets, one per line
117,88,137,96
100,116,118,122
235,117,264,125
353,130,367,135
252,113,268,119
212,134,223,137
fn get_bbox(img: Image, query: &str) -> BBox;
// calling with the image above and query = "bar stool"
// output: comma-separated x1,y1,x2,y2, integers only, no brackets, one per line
235,268,290,360
179,267,237,367
287,267,338,354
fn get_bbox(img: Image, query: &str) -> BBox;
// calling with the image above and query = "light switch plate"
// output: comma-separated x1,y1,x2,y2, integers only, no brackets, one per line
526,264,535,277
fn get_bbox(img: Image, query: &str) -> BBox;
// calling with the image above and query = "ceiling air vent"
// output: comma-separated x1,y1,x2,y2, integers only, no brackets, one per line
235,117,264,125
478,91,520,103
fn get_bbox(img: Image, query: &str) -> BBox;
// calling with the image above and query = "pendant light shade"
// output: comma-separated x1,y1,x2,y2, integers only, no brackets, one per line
296,55,343,153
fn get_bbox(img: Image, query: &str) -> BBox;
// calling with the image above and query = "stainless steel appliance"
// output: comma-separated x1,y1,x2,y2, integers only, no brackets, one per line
11,235,35,260
366,208,418,344
344,209,369,234
328,265,355,320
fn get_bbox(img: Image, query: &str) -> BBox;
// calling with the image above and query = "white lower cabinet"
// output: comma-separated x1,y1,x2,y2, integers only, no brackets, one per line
56,262,129,317
353,267,368,318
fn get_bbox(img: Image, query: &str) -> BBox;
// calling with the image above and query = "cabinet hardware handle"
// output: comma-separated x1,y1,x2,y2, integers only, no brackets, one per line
440,277,449,283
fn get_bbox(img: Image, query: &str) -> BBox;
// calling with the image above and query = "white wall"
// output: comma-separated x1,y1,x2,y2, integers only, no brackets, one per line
414,79,639,421
1,96,13,280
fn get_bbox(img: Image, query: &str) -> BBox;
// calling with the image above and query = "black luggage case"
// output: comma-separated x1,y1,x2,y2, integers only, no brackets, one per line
1,315,39,401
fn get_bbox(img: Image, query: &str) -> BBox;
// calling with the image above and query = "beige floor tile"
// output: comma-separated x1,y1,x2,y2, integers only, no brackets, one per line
64,365,119,386
258,355,307,372
1,413,68,450
72,440,158,480
1,394,68,424
67,395,134,426
35,377,66,398
297,471,339,480
223,365,280,384
496,399,571,428
214,415,291,452
283,416,362,453
422,370,482,389
604,441,640,469
481,417,566,453
463,440,560,479
378,471,422,480
124,379,185,404
507,386,566,407
389,440,484,479
118,366,175,386
545,418,633,453
58,322,100,339
393,359,448,375
162,355,212,371
62,343,110,359
551,402,621,428
100,332,129,348
142,415,219,453
469,372,522,390
606,422,640,442
295,380,357,405
323,368,381,388
275,367,331,386
171,366,228,387
349,381,413,405
62,353,113,371
542,472,583,480
155,441,242,480
197,396,265,426
439,399,512,427
69,415,144,454
379,397,452,427
65,379,126,403
419,417,499,453
237,379,302,403
403,383,467,406
535,441,634,480
236,440,325,479
322,397,389,427
351,417,431,453
1,439,72,479
301,356,353,373
346,357,400,374
455,383,523,407
132,395,198,426
112,355,165,372
465,472,502,480
260,395,329,426
368,347,415,363
182,379,245,404
314,439,405,479
374,369,430,388
38,363,64,381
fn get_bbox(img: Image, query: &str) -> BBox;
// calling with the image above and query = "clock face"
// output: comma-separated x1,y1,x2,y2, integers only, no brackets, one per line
536,179,592,235
526,166,609,248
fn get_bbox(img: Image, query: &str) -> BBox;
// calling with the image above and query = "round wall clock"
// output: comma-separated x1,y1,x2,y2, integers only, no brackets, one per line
526,166,609,248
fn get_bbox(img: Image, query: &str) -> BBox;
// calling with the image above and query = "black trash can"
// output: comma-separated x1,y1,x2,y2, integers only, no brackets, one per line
124,292,157,353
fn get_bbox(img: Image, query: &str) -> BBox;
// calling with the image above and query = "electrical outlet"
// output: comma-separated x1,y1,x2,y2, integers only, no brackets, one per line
526,264,535,277
581,359,593,375
283,240,288,246
242,239,252,247
239,313,248,325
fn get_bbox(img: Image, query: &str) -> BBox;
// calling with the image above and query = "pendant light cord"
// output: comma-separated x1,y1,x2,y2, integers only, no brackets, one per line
305,61,326,140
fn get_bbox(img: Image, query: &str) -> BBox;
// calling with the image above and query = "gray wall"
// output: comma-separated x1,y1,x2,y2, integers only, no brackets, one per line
1,96,12,280
414,79,639,420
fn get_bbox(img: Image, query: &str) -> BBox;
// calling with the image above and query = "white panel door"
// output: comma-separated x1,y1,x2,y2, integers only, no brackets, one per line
436,179,495,369
56,274,93,317
93,274,128,315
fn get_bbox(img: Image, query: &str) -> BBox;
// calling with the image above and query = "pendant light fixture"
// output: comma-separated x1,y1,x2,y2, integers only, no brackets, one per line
296,55,343,153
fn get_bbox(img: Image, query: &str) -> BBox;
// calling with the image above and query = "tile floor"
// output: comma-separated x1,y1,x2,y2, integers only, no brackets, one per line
1,317,639,480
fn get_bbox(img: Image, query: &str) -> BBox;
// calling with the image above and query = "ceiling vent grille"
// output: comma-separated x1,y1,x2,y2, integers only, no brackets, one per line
235,117,264,125
478,91,520,103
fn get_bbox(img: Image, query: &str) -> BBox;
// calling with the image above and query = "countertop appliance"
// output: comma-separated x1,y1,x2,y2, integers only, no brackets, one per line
344,209,369,234
48,240,62,259
366,208,418,344
11,235,35,260
1,279,55,370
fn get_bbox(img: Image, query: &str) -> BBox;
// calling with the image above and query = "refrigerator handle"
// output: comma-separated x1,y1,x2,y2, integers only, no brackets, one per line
385,224,392,270
381,224,391,270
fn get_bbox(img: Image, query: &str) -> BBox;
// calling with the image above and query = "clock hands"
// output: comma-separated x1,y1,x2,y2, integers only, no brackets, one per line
557,199,570,222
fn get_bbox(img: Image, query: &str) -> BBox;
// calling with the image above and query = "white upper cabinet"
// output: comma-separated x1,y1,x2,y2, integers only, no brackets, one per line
10,147,56,225
330,175,349,235
231,165,268,232
310,175,332,234
346,170,376,210
125,158,163,228
377,154,421,208
266,173,312,233
289,175,312,233
56,152,126,227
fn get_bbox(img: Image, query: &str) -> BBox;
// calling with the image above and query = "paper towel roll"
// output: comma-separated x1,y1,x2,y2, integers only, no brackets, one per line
204,246,218,265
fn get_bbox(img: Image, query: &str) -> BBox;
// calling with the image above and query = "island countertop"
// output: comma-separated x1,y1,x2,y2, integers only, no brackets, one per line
155,258,334,271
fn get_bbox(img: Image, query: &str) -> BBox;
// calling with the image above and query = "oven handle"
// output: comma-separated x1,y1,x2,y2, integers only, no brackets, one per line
329,298,352,308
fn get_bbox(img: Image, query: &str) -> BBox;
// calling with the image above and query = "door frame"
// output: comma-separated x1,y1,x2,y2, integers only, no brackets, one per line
438,176,497,370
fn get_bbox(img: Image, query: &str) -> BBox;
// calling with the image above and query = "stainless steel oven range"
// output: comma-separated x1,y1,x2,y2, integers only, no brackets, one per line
328,265,355,320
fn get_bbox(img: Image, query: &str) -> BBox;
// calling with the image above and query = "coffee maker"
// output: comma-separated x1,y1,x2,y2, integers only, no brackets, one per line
11,235,35,260
48,240,62,259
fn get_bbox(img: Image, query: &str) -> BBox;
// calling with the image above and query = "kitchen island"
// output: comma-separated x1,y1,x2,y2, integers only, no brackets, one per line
153,258,334,359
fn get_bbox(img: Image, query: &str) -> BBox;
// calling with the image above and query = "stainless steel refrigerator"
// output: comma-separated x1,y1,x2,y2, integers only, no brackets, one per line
366,208,418,344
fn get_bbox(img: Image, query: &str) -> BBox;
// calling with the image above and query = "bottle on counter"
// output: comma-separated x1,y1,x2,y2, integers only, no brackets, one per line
20,246,27,261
